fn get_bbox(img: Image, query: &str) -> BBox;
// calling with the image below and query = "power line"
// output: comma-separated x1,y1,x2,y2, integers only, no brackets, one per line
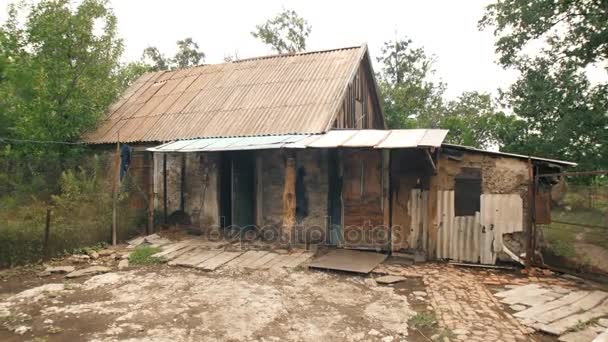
0,137,87,145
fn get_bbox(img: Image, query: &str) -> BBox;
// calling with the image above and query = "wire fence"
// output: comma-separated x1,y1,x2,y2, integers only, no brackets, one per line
536,171,608,275
0,144,148,267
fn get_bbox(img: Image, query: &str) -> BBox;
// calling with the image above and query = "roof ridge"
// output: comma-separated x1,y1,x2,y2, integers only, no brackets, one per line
142,45,365,82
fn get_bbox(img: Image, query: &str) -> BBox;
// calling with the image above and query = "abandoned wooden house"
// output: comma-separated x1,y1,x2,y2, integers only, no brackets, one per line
85,44,576,265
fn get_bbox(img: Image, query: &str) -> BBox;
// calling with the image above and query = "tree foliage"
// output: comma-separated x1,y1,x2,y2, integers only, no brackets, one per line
376,38,445,129
481,0,608,170
500,55,608,170
141,37,205,71
479,0,608,68
0,0,123,155
251,9,311,54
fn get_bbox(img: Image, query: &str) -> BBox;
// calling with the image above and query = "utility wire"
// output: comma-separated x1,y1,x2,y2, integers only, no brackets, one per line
0,137,87,145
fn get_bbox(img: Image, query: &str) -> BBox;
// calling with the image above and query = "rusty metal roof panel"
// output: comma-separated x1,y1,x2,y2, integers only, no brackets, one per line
84,46,365,144
442,144,577,166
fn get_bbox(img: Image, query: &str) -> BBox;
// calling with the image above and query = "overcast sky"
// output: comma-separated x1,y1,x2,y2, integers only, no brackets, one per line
0,0,520,99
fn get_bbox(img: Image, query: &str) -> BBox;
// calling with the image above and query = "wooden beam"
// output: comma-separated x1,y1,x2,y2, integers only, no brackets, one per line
147,151,155,234
282,153,296,244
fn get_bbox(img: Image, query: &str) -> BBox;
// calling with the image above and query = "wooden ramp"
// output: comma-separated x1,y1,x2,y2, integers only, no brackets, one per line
495,284,608,337
148,236,315,272
309,249,388,274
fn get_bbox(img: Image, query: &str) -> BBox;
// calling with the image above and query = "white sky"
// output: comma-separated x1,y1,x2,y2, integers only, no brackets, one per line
15,0,608,100
107,0,515,99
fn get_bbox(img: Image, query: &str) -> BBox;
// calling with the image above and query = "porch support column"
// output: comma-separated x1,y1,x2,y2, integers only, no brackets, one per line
282,153,296,245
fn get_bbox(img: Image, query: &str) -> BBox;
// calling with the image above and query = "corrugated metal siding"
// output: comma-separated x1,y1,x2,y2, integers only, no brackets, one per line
434,191,523,264
479,194,523,264
407,189,428,250
85,47,364,144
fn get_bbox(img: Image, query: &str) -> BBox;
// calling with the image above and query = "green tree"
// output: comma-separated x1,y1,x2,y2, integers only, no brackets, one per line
376,38,445,129
174,37,205,68
479,0,608,68
481,0,608,169
141,37,205,71
500,55,608,170
0,0,127,201
251,9,311,54
142,46,169,71
0,0,123,152
441,91,510,149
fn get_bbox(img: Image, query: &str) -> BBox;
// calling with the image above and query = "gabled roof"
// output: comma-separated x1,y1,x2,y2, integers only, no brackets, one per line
84,45,373,144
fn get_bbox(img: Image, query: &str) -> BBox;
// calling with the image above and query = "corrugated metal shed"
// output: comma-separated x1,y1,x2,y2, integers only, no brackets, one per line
147,129,449,152
84,46,367,144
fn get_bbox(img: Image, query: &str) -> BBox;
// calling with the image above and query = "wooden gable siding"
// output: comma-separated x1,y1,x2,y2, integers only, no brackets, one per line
333,57,384,130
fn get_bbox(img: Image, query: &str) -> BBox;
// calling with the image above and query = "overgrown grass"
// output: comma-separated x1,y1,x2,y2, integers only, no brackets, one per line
0,155,142,267
408,311,437,329
128,246,162,265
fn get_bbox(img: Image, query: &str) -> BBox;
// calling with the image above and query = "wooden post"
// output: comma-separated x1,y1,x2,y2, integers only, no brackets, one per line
43,208,51,256
147,152,155,235
282,154,296,245
525,158,534,267
112,139,120,246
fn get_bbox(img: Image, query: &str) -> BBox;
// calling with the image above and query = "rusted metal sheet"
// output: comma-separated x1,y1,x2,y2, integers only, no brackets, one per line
436,190,455,260
84,46,364,144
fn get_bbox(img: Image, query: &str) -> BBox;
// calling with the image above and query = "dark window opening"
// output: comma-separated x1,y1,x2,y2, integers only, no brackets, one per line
455,168,481,216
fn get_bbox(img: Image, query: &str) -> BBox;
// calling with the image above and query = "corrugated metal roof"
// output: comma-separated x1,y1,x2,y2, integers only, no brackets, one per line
84,46,367,144
146,129,449,152
442,143,577,166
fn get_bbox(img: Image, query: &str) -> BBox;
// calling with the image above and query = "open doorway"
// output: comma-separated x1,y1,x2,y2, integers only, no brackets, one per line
219,152,255,230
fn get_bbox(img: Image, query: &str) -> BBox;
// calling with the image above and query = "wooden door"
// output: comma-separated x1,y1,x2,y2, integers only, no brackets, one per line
341,149,389,250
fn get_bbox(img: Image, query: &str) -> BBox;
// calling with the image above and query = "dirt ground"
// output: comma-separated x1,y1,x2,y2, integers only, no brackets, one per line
0,263,435,342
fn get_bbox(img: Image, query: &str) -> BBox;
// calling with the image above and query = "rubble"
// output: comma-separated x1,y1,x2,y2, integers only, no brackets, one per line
38,265,75,277
118,259,129,270
65,266,111,279
375,275,406,284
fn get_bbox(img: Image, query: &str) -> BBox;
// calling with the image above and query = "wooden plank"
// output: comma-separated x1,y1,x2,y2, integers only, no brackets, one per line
282,156,296,239
547,298,608,335
495,284,542,298
196,251,244,271
152,240,194,258
502,291,554,305
269,251,303,269
284,252,314,268
308,249,387,274
247,253,279,269
224,250,258,268
557,327,599,342
258,254,285,270
171,249,223,267
515,291,589,319
240,251,270,268
168,248,205,266
537,291,608,324
163,244,198,261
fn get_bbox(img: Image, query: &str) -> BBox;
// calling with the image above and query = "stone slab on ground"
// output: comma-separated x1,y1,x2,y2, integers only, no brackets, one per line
375,275,406,284
66,266,111,278
595,329,608,342
42,266,75,275
118,259,129,270
546,298,608,335
514,291,589,319
536,291,608,325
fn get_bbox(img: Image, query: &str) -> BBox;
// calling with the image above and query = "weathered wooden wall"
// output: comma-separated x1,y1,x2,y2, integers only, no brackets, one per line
389,149,430,252
333,57,384,130
153,152,219,229
341,149,388,249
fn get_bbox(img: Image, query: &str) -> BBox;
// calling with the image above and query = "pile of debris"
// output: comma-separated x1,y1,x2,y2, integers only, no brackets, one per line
38,246,130,279
494,283,608,341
